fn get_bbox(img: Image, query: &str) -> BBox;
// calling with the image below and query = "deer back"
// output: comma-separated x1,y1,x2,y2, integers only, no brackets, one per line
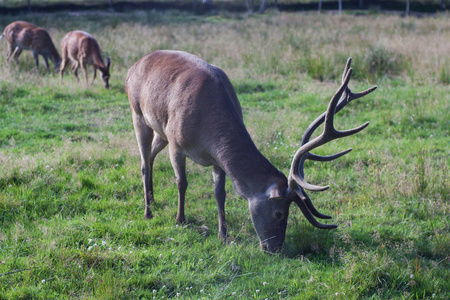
126,51,250,164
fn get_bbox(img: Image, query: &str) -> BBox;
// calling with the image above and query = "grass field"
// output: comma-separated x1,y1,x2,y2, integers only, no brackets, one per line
0,9,449,299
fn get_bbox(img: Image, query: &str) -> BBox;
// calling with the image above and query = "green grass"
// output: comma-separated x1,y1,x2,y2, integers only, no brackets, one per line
0,10,449,299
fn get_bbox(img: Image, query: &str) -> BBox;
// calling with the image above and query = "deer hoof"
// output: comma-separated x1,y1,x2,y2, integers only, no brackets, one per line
176,215,186,224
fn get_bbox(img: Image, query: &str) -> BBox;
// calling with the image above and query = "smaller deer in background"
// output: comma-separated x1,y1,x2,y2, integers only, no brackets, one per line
0,21,61,72
59,31,111,89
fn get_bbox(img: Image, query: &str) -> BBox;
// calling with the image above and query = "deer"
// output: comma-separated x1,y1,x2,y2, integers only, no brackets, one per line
126,50,376,252
59,31,111,89
0,21,61,73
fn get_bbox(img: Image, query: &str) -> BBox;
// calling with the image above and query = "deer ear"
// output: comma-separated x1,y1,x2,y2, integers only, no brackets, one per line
267,185,284,200
106,58,111,69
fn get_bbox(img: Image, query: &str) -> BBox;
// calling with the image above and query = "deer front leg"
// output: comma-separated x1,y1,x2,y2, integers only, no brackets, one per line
213,165,227,242
169,146,187,224
91,66,97,85
43,56,50,71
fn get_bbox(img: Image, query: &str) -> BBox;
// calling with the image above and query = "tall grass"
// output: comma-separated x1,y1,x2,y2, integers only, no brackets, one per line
0,10,449,299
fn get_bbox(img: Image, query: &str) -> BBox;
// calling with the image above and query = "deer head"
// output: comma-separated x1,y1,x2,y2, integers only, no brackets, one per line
98,57,111,89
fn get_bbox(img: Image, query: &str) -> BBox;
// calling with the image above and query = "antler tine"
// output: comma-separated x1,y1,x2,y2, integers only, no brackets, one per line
342,57,352,83
296,188,332,219
307,148,352,162
347,86,378,102
290,64,376,193
288,67,354,191
293,189,337,229
293,148,354,194
287,58,376,231
323,68,354,135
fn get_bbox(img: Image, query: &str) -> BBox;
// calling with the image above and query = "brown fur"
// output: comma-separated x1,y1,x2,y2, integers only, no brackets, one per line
1,21,61,72
126,50,289,252
59,31,111,89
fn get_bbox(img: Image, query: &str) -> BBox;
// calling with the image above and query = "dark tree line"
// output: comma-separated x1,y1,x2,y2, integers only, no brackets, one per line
19,0,449,15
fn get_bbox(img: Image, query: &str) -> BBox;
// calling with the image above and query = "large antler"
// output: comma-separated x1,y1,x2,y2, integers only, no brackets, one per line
288,58,377,229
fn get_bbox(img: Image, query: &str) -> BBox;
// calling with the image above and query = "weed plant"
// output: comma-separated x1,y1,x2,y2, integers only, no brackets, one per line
0,10,449,299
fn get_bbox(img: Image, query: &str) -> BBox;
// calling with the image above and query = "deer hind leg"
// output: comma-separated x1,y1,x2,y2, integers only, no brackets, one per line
213,165,227,241
168,145,188,224
59,57,70,85
148,133,168,203
6,43,16,66
12,47,22,64
71,61,80,83
132,112,167,219
32,51,40,72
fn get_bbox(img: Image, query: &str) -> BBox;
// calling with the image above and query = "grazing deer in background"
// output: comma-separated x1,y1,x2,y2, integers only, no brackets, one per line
126,50,376,252
0,21,61,72
59,31,111,89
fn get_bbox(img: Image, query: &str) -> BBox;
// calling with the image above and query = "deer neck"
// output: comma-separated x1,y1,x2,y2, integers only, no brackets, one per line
214,128,287,199
50,46,61,64
92,51,106,71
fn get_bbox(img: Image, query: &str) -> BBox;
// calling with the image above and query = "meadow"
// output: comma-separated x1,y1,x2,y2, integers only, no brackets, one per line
0,8,449,299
